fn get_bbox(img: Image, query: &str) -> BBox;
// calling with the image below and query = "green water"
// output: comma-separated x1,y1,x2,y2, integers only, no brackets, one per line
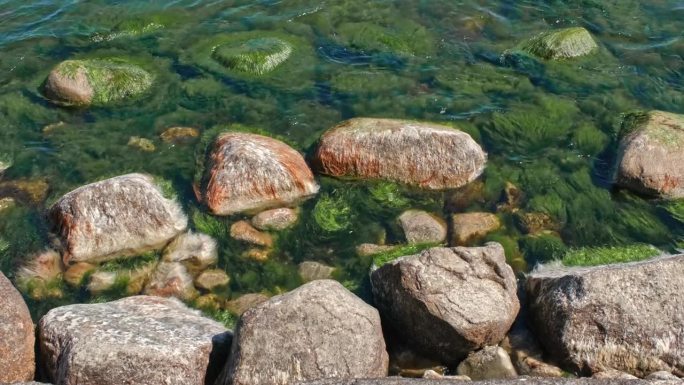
1,0,683,322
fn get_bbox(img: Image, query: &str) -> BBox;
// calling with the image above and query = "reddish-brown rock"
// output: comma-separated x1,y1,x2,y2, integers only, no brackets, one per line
0,272,35,383
313,118,486,190
201,132,319,215
49,173,188,265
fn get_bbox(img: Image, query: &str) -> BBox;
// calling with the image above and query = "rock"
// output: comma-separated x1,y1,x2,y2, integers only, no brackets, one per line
43,59,153,106
127,136,156,152
526,255,684,377
615,111,684,199
313,118,486,190
356,243,395,257
49,173,187,264
242,247,270,262
86,270,117,293
230,220,274,247
219,280,388,385
0,197,16,211
63,262,96,286
163,231,218,274
0,272,35,383
645,371,680,380
201,132,319,215
496,182,522,212
195,293,224,311
0,154,11,176
450,212,501,245
144,262,198,300
38,296,231,385
298,261,336,282
160,126,200,144
212,37,293,75
398,210,447,244
300,378,677,385
502,328,563,378
592,370,639,380
421,370,445,379
252,207,298,231
225,293,269,316
520,27,598,60
195,268,230,291
370,244,519,364
16,249,65,300
444,181,486,213
456,346,517,380
0,178,50,204
514,212,557,235
88,262,156,295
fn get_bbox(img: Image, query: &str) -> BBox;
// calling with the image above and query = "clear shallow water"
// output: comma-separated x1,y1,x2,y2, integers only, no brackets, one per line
0,0,683,322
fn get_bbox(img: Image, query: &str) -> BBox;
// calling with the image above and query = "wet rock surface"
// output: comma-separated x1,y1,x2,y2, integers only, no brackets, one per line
313,118,486,190
201,132,319,215
38,296,231,385
615,111,684,199
526,255,684,377
370,243,519,364
298,261,336,282
219,279,388,385
49,173,187,264
0,272,35,383
252,207,299,231
398,210,447,244
450,213,501,246
230,220,274,247
300,379,681,385
457,346,518,380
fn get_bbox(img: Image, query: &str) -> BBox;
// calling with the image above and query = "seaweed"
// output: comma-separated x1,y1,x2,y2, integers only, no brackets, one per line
312,192,354,233
562,244,660,267
372,242,440,267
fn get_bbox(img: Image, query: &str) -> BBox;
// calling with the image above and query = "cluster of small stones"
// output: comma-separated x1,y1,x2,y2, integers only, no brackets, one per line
2,24,684,385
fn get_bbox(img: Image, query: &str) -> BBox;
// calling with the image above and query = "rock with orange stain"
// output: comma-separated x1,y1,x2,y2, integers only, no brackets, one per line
49,173,187,265
144,262,198,301
313,118,486,190
0,272,35,383
201,132,319,215
230,221,273,247
616,110,684,199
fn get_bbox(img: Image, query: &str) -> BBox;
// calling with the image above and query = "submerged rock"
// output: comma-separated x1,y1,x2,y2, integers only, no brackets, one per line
298,261,336,282
195,268,230,291
370,244,519,364
0,272,35,383
162,231,218,274
63,262,96,286
49,173,187,265
450,212,501,245
230,220,274,247
615,111,684,199
313,118,486,190
520,27,598,60
201,132,319,215
38,296,231,385
144,262,198,301
398,210,447,244
160,126,200,144
225,293,269,316
212,37,293,75
16,249,65,300
526,255,684,377
127,136,156,152
44,59,153,106
301,379,678,384
0,178,50,204
219,280,388,385
456,346,517,380
252,207,299,231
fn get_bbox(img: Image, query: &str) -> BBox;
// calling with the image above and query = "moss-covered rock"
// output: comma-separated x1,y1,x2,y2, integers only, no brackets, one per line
519,27,598,60
212,37,293,75
333,21,434,56
44,59,153,106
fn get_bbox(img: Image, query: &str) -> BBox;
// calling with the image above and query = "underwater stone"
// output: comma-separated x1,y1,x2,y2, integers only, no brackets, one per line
44,59,153,106
450,212,501,246
212,37,292,75
225,293,269,316
38,296,231,385
202,132,319,215
144,261,198,301
251,207,298,231
298,261,336,282
313,118,486,190
398,210,447,244
127,136,156,152
370,243,519,364
615,110,684,199
160,126,200,144
195,269,230,291
49,173,188,265
456,346,518,380
0,272,35,383
218,280,388,385
162,231,218,274
520,27,598,60
63,262,96,286
16,249,65,300
526,255,684,377
230,221,274,247
301,379,677,385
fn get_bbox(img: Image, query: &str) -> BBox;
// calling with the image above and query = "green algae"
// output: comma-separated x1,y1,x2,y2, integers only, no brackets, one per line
562,244,660,267
371,243,441,268
212,37,293,75
334,21,434,56
519,233,568,264
519,27,598,60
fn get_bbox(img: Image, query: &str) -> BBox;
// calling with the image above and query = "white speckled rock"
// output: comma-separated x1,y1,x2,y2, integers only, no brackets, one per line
38,296,231,385
526,255,684,377
49,173,187,265
201,133,319,215
0,272,35,383
252,207,299,231
219,279,388,385
370,243,519,364
313,118,486,190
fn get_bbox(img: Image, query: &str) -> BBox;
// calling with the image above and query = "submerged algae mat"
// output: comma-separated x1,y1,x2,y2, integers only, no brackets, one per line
1,0,684,322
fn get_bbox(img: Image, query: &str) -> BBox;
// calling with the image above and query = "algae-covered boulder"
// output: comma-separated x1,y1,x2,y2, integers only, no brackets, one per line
520,27,598,60
333,21,434,56
526,255,684,377
313,118,486,190
201,132,319,215
456,346,518,380
44,58,153,106
218,280,388,385
38,296,231,385
0,272,35,383
49,173,188,264
370,244,519,364
615,111,684,199
212,37,292,75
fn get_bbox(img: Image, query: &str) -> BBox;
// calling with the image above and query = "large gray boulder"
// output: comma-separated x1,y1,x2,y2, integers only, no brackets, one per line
38,296,231,385
313,118,486,190
370,243,519,364
201,132,319,215
526,255,684,377
615,111,684,199
0,272,35,383
49,173,187,264
219,279,388,385
300,379,681,385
